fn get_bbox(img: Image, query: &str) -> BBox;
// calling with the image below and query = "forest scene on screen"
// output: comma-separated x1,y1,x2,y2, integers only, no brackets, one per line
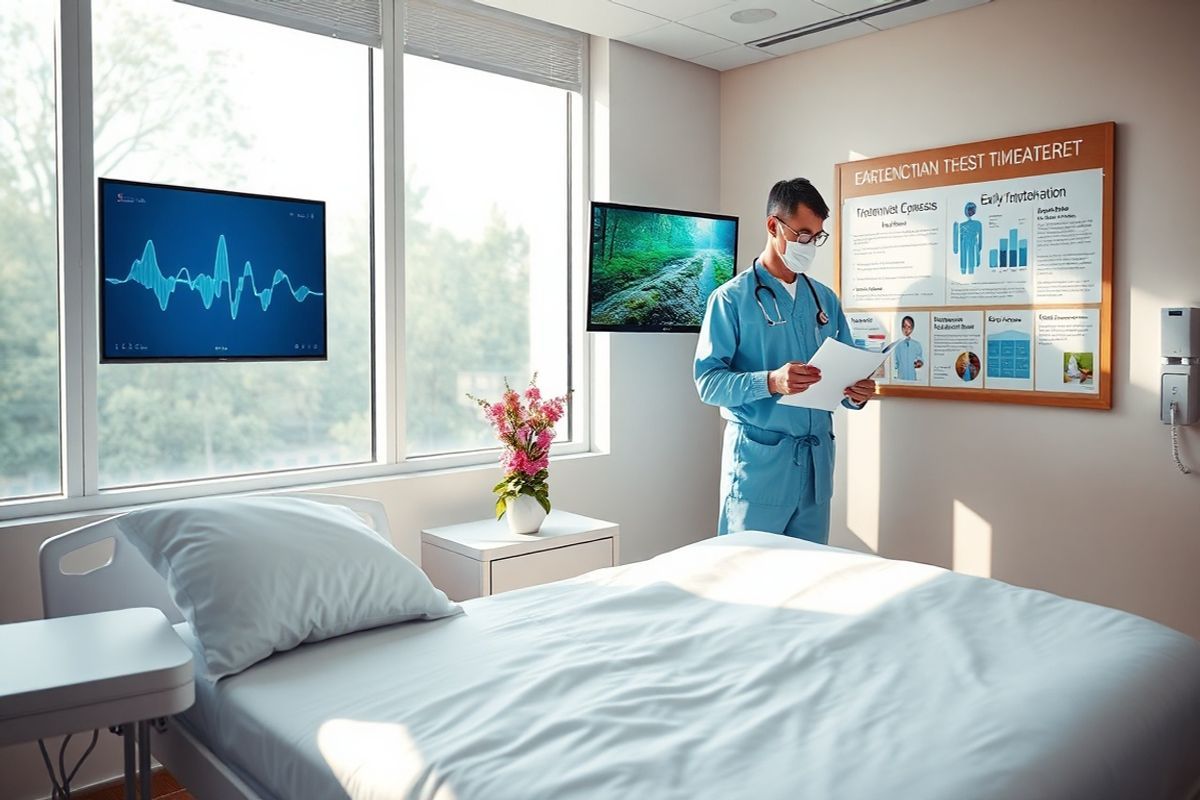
589,206,735,328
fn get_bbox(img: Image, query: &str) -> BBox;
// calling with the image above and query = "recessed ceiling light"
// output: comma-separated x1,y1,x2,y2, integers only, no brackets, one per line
731,8,777,24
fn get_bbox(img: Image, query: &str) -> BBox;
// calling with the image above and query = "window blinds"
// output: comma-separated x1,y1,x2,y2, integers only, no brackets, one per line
174,0,585,91
403,0,585,93
176,0,383,48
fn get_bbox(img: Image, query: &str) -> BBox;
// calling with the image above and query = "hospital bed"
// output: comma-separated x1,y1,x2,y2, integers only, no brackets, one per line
39,494,1200,800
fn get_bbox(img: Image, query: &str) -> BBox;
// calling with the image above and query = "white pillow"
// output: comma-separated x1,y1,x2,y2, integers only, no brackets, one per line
118,496,461,679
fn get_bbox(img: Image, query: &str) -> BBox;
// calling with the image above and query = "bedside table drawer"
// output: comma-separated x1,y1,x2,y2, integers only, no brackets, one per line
490,538,613,594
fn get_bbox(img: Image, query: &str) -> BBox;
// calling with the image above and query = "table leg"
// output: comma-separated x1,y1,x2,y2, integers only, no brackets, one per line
123,724,136,800
138,720,151,799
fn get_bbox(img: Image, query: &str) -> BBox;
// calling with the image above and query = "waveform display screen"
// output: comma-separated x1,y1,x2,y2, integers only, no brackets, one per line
99,178,327,362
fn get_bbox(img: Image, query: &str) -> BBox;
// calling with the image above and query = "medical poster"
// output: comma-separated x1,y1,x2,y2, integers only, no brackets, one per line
984,310,1034,391
930,311,984,388
845,312,892,383
835,123,1113,409
891,311,930,386
842,186,945,308
1034,309,1099,394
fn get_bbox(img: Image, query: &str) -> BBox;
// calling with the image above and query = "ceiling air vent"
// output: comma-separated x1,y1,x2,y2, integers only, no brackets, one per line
747,0,929,48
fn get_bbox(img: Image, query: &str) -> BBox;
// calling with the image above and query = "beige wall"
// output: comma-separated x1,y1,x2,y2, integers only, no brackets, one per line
721,0,1200,638
0,39,723,800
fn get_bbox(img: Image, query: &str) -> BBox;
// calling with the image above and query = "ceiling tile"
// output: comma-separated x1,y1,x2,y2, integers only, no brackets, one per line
680,0,839,45
610,0,734,20
865,0,990,30
812,0,897,14
473,0,665,38
760,19,876,55
624,22,738,60
689,44,774,70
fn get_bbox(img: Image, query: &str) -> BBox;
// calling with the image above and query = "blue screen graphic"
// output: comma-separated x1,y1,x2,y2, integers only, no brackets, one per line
99,179,326,361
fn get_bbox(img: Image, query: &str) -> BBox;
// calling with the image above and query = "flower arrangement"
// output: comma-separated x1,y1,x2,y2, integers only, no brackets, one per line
469,375,569,520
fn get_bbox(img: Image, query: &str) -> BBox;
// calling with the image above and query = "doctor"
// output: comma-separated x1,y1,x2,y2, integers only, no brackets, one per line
694,178,874,544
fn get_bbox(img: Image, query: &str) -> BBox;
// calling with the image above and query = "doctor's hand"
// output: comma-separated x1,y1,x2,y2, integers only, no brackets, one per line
843,379,876,405
769,362,822,395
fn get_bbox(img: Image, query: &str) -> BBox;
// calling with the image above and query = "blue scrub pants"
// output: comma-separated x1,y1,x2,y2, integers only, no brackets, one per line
717,422,832,545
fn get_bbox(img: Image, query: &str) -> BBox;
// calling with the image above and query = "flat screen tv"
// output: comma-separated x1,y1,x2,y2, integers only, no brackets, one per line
99,178,326,363
587,201,738,333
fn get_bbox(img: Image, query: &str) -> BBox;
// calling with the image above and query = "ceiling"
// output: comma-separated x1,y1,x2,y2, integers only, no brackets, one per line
474,0,990,71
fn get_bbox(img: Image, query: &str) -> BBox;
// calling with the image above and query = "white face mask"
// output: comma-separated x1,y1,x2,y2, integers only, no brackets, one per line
780,238,816,274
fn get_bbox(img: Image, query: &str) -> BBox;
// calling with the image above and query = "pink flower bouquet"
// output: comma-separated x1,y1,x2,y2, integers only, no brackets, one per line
469,375,569,520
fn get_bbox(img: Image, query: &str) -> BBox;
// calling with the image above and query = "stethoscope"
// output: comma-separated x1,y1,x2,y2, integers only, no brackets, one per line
751,260,829,328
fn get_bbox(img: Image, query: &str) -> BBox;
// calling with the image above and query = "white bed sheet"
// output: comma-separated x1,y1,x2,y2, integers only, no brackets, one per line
177,532,1200,800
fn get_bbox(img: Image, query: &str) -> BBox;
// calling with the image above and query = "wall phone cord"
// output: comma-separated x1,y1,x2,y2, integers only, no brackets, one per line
1170,401,1191,474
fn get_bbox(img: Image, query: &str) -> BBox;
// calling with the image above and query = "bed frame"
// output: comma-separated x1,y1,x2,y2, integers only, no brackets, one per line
38,493,393,800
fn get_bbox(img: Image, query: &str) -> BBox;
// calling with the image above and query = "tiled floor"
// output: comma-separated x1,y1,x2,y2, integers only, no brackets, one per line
74,769,193,800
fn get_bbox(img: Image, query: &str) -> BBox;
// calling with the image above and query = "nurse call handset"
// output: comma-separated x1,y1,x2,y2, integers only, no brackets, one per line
1161,308,1199,473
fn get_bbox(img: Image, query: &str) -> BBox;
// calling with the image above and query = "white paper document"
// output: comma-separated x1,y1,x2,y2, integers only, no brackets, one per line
778,338,897,411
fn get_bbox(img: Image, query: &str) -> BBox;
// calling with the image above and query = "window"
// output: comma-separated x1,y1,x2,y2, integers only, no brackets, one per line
0,1,61,500
91,0,374,487
402,0,585,457
0,0,589,518
403,56,571,455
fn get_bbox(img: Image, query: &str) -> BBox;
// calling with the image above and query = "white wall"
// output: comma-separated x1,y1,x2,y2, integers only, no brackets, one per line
0,39,722,799
721,0,1200,638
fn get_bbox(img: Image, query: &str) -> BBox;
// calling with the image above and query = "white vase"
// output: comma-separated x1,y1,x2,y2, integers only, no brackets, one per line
505,494,547,535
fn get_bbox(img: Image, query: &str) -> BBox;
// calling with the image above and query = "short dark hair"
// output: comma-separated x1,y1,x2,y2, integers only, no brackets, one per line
767,178,830,220
902,315,915,327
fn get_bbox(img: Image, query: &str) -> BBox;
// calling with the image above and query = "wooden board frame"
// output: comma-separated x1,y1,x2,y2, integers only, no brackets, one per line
833,122,1114,409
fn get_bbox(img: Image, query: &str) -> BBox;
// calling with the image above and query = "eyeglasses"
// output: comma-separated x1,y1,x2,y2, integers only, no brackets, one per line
773,216,829,247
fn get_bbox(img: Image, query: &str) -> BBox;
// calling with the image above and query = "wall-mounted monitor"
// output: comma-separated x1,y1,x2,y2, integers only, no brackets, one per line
99,178,326,363
587,201,738,333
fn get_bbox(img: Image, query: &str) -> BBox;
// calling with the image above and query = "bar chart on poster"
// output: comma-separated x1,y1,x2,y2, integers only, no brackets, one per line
834,123,1113,409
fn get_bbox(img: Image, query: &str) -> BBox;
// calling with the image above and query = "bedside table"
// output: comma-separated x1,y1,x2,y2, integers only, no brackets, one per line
421,510,620,601
0,607,194,800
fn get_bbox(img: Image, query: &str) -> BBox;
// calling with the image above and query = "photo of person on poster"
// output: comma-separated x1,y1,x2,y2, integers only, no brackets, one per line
893,315,925,381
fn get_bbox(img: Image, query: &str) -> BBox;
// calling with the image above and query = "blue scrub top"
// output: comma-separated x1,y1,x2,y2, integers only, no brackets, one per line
694,261,859,439
893,337,923,381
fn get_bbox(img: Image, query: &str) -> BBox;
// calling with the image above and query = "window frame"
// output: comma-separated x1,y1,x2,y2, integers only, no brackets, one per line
0,0,591,523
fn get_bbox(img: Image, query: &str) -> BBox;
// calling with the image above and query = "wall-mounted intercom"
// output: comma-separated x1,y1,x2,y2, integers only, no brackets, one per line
1161,307,1198,473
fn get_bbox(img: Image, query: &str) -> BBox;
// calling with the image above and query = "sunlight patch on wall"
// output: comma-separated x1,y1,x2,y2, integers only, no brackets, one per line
845,399,881,552
1130,284,1172,395
952,499,992,578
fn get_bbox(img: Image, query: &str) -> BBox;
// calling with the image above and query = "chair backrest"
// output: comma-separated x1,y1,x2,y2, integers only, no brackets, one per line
38,493,395,621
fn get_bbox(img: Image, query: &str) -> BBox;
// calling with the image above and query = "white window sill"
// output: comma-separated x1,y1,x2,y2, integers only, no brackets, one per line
0,444,607,528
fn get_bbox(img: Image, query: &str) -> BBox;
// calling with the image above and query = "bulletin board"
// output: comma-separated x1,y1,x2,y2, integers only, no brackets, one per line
834,122,1114,409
